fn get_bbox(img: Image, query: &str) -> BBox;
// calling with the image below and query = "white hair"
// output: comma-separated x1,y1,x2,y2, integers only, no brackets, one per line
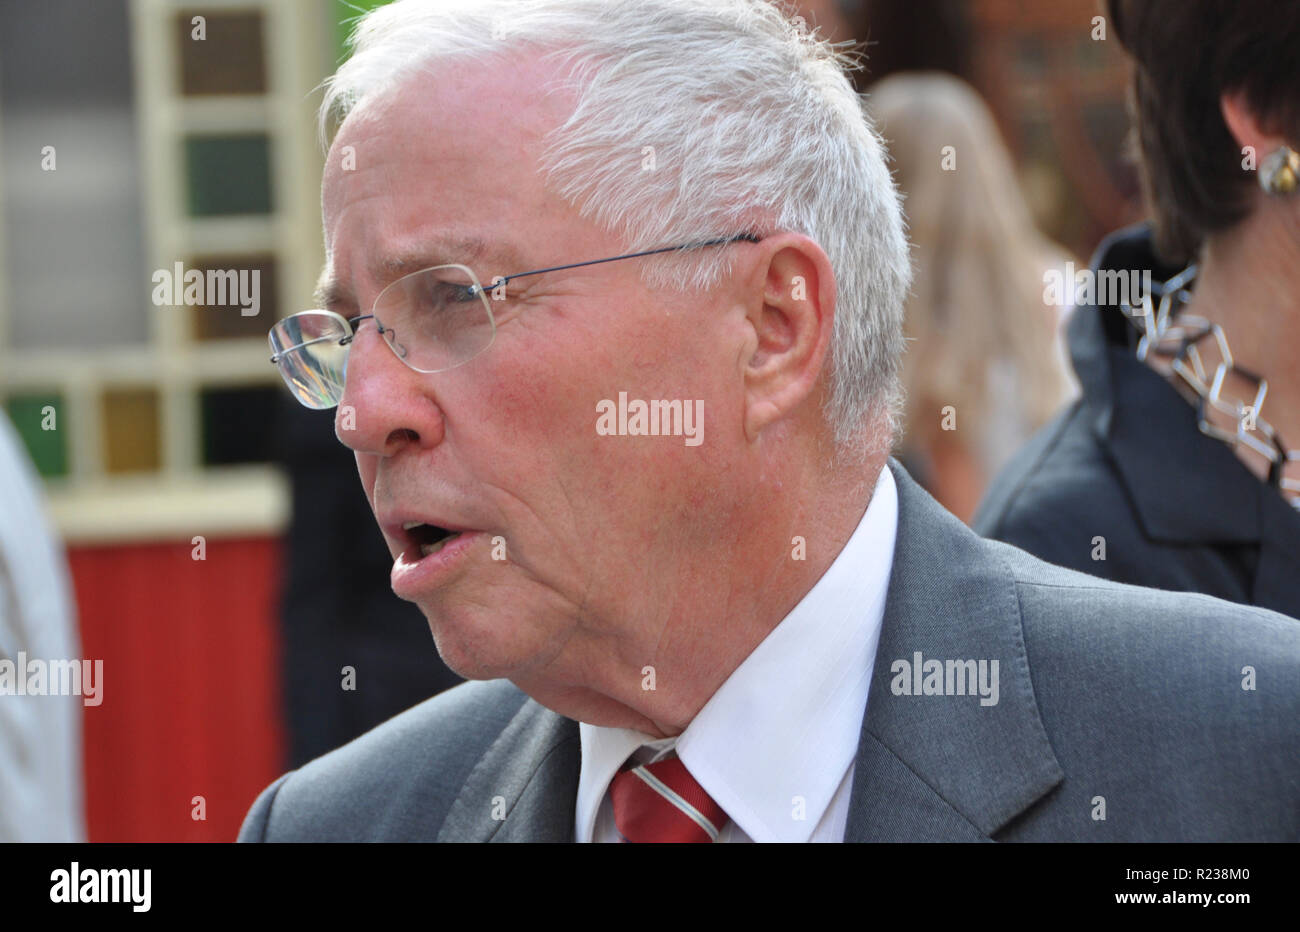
321,0,911,459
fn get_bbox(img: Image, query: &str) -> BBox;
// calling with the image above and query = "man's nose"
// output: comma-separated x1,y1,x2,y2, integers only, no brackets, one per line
334,323,446,455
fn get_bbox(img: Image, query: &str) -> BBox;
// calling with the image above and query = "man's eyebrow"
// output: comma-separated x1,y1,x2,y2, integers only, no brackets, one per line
313,236,510,310
377,236,494,280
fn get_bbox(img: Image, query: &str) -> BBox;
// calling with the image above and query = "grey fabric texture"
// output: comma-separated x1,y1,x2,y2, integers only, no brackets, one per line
240,460,1300,842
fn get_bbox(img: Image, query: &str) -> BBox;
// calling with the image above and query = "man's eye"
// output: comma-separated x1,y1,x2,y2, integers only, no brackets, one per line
446,282,483,303
421,279,482,307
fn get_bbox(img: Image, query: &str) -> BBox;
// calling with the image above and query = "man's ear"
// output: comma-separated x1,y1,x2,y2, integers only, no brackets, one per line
738,233,835,441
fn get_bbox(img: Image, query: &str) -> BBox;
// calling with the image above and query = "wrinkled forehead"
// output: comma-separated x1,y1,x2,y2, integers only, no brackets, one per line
318,53,589,300
322,50,578,218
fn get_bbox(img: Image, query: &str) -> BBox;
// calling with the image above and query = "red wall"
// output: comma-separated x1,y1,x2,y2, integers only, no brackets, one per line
67,536,285,841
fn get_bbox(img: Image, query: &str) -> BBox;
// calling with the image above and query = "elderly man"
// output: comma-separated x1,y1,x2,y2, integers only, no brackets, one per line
240,0,1299,842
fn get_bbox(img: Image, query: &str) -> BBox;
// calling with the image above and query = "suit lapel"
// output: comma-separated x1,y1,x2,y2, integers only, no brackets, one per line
845,462,1064,841
438,697,580,842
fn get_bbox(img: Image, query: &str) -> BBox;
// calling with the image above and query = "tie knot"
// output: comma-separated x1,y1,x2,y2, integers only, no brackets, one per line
609,754,729,843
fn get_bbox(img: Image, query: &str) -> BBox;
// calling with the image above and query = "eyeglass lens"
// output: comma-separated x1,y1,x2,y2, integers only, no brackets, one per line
268,264,495,409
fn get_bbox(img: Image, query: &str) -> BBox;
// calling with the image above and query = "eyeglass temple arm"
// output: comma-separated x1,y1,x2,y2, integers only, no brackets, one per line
479,233,760,293
269,318,376,363
271,234,762,361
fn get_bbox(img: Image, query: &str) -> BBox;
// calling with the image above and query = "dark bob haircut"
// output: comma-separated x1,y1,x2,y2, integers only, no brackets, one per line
1107,0,1300,264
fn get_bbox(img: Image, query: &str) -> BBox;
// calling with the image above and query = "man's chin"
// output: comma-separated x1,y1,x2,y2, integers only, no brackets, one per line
420,602,541,683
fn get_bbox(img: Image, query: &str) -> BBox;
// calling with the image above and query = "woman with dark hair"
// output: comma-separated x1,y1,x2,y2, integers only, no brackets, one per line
975,0,1300,619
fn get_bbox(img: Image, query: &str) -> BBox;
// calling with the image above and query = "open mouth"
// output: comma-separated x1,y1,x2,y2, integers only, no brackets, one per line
403,521,463,557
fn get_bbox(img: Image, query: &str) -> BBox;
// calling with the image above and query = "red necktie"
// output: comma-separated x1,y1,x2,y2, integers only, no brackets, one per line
610,754,729,843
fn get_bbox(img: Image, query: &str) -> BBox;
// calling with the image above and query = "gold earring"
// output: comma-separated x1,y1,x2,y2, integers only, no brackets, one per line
1259,145,1299,195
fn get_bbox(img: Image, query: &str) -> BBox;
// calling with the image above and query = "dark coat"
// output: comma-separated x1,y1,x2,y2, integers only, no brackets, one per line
974,224,1300,620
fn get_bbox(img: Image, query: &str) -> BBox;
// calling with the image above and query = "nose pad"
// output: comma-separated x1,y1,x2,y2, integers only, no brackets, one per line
369,320,409,362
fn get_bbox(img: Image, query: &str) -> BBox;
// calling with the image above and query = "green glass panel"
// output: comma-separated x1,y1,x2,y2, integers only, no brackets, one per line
5,393,68,478
184,134,273,216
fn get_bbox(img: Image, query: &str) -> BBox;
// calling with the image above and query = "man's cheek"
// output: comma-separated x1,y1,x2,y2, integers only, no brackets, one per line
487,363,592,437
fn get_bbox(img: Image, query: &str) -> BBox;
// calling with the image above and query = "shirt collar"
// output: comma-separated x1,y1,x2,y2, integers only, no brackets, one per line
576,465,898,842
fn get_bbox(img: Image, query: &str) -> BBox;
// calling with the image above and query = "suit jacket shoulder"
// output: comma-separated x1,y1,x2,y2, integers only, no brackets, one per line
990,540,1300,839
972,400,1128,575
237,678,574,841
853,462,1300,842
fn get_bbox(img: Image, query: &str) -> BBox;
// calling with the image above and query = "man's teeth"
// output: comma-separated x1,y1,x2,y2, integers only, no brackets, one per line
418,532,459,557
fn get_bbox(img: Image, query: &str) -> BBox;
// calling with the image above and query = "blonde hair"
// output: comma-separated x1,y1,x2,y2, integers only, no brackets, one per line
869,73,1074,453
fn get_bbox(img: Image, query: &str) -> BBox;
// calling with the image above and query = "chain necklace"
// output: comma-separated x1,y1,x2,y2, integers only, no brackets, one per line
1117,265,1300,510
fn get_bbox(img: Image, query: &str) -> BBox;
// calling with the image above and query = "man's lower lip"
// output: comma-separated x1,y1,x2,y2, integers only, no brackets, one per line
391,531,482,598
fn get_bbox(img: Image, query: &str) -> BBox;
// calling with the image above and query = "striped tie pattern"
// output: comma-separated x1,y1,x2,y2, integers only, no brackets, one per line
610,754,729,843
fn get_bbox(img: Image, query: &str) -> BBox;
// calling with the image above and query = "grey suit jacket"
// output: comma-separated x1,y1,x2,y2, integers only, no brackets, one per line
239,461,1300,841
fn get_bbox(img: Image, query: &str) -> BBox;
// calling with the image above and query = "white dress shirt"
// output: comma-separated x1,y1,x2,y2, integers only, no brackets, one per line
576,465,899,842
